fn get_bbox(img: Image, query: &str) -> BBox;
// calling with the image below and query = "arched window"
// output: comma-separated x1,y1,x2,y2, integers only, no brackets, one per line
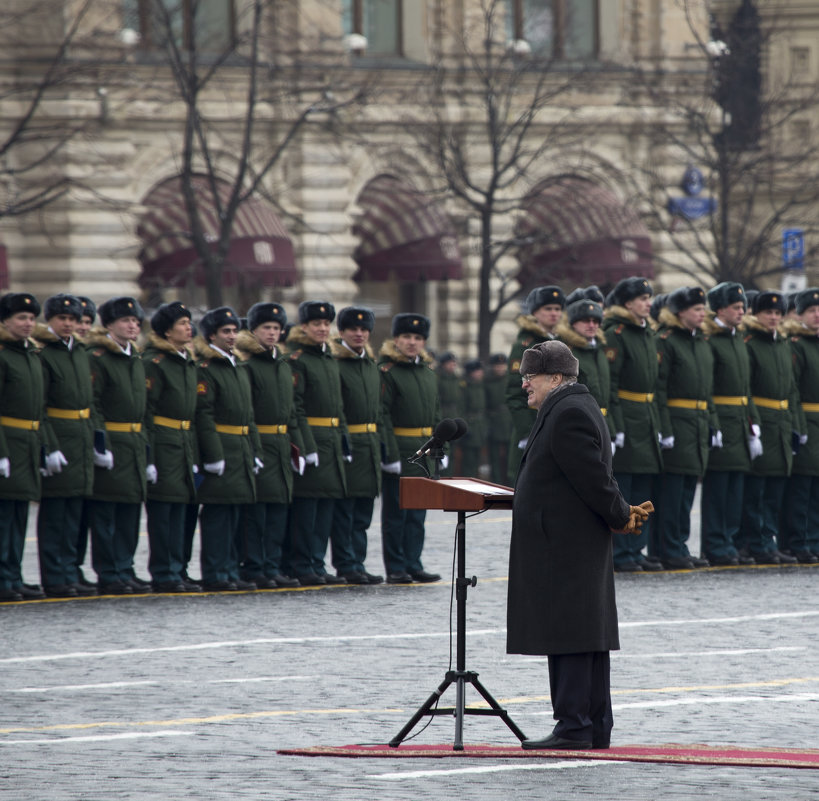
342,0,402,56
122,0,235,52
505,0,597,60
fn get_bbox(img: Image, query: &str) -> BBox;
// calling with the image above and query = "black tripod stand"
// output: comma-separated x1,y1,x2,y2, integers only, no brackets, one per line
389,507,527,751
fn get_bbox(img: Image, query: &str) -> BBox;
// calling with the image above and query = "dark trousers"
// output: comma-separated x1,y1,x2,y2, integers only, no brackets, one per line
0,499,29,590
460,445,482,478
241,501,289,578
182,503,199,576
331,496,375,574
780,474,819,554
740,474,787,555
75,498,90,573
381,473,427,575
488,439,509,485
656,472,698,561
612,472,654,563
37,496,83,587
146,499,186,584
548,652,612,745
89,500,141,584
289,496,335,577
701,470,743,559
200,503,243,584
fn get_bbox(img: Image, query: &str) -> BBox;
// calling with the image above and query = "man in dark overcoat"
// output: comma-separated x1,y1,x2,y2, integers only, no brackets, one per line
507,340,649,750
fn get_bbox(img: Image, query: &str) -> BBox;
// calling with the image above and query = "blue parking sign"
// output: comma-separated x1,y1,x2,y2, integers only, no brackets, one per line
783,228,804,270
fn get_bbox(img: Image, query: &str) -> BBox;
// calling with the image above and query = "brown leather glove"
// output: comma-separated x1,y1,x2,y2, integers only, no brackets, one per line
618,500,655,535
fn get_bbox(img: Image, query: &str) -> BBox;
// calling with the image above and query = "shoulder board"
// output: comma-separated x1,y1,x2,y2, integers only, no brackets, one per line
743,334,752,344
521,337,533,346
199,360,210,368
659,330,671,340
615,324,624,335
289,349,303,360
91,348,105,357
604,348,617,363
791,336,801,343
379,363,394,372
151,354,164,363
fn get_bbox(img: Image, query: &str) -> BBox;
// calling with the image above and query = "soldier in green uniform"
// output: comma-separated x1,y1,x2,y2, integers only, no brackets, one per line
436,352,462,476
287,301,349,587
740,291,802,564
379,313,442,584
194,306,261,591
142,301,200,592
505,285,565,483
602,276,663,571
234,301,303,588
780,288,819,562
701,282,759,566
87,296,149,595
460,359,487,478
330,306,384,584
0,293,49,602
484,353,512,484
36,294,96,597
654,287,717,569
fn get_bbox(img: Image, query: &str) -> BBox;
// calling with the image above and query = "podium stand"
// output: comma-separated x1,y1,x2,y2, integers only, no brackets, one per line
389,477,527,751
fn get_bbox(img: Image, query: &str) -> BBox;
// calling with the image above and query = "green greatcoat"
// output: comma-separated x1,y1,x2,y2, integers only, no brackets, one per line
743,316,804,478
87,331,147,504
703,315,759,472
460,375,487,476
378,340,441,478
142,332,198,504
556,321,617,439
287,328,348,499
783,319,819,476
437,369,464,420
0,327,49,501
36,326,94,498
235,330,304,504
484,370,512,445
194,337,259,505
655,308,718,477
333,339,382,499
602,306,663,474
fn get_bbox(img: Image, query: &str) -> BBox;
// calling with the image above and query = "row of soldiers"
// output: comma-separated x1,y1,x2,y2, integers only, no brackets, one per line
0,292,445,601
504,277,819,571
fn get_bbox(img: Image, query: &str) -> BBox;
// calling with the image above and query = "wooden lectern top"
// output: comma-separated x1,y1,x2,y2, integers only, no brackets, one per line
399,476,514,511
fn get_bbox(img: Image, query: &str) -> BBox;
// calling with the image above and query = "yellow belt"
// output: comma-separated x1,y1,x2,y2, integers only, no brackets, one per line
215,423,249,435
394,426,433,437
257,424,288,434
667,398,708,410
713,396,748,406
753,396,788,411
600,408,607,416
617,389,654,403
348,422,377,434
104,421,142,433
306,417,339,427
153,415,191,430
802,402,819,413
46,407,90,420
0,416,40,431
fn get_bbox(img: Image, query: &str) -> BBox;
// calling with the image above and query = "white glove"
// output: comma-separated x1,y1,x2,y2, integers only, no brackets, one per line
203,460,225,476
660,435,675,449
750,424,761,438
800,433,808,445
192,464,199,474
45,450,68,475
711,431,723,448
517,438,528,450
93,450,114,470
146,464,158,484
748,436,763,460
253,457,264,474
305,452,319,467
343,454,353,463
0,457,10,478
439,454,449,470
611,441,617,456
291,455,306,475
381,460,401,475
614,432,625,449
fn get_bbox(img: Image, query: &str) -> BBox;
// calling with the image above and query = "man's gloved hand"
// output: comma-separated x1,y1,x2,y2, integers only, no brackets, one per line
614,432,625,449
203,460,225,476
748,435,763,460
611,441,616,456
253,457,264,474
45,450,68,475
343,454,353,463
305,452,319,467
146,464,158,484
710,430,723,448
517,438,528,451
439,454,449,470
381,460,401,475
616,501,654,535
291,455,306,475
93,450,114,470
0,457,9,478
660,435,675,450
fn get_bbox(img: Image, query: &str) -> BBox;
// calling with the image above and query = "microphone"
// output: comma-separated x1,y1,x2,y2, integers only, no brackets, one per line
450,418,468,441
411,418,458,459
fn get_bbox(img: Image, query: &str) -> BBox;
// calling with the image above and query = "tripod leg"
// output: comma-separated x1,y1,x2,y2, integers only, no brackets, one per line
389,674,454,748
454,675,465,751
470,675,528,742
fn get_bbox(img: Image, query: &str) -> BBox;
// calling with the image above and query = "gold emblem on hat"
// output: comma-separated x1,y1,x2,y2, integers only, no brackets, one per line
320,306,326,312
64,300,69,305
772,296,778,302
128,301,133,308
552,291,558,297
226,311,233,316
357,313,363,320
24,297,31,304
412,319,419,325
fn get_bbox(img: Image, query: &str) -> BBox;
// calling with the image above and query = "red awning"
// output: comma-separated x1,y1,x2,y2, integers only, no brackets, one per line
352,175,462,281
137,176,298,290
515,177,653,287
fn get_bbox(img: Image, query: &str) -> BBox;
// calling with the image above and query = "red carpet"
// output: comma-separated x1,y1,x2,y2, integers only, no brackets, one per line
277,742,819,769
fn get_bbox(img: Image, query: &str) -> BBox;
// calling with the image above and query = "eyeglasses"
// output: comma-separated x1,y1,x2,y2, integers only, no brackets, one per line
521,373,540,384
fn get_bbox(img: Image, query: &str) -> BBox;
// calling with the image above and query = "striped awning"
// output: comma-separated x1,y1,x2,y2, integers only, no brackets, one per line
515,177,653,287
352,175,462,281
137,175,297,290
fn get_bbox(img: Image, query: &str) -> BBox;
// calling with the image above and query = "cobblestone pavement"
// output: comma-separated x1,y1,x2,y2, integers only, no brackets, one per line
2,497,818,800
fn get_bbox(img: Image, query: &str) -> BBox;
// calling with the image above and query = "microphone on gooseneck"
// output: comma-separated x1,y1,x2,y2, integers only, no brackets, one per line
412,418,459,459
450,418,468,441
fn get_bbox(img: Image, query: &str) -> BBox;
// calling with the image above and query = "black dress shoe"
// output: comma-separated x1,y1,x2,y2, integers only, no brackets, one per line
128,574,152,588
230,579,257,591
152,581,187,593
76,569,97,588
180,579,202,592
773,550,798,564
363,571,384,584
592,741,610,749
410,570,441,583
0,587,23,602
297,573,327,587
522,733,592,750
662,557,695,570
614,560,643,572
708,555,739,566
126,578,152,593
737,554,756,565
635,557,663,572
71,582,98,596
750,551,780,565
44,584,78,598
794,550,819,564
202,580,237,592
690,556,710,568
269,574,299,588
99,581,134,595
322,574,347,585
19,584,46,600
339,571,370,585
387,572,413,584
641,554,663,566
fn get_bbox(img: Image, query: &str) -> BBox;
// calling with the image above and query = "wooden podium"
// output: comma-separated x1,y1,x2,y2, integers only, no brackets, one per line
389,477,526,751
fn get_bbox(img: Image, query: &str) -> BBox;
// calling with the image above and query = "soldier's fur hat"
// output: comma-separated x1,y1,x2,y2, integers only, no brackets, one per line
0,292,40,321
247,302,287,331
99,296,144,326
44,293,83,321
391,313,430,339
337,306,375,332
